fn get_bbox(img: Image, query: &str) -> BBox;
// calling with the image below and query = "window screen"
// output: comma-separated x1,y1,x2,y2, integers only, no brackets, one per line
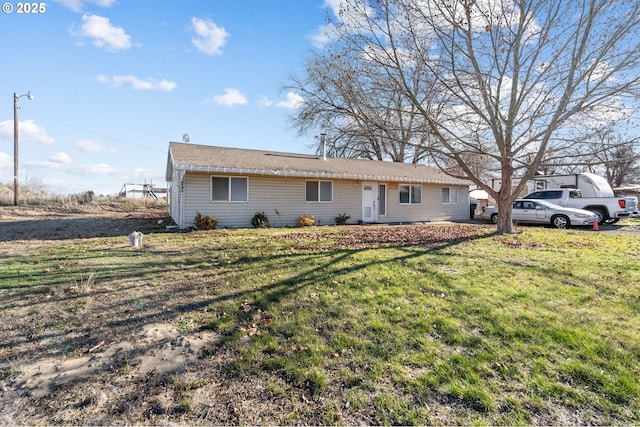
212,177,229,201
306,180,333,202
212,177,248,202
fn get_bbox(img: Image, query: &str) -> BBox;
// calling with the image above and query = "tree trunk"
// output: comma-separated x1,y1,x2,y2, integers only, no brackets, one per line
496,206,514,234
495,171,515,234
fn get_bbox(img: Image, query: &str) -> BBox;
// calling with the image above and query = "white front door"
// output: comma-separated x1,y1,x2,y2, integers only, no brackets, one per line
362,182,378,223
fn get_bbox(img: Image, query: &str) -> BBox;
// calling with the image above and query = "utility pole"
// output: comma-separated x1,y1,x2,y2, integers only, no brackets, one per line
13,91,34,206
13,93,19,206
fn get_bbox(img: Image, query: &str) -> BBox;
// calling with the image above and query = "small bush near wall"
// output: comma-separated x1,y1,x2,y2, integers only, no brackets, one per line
334,213,351,225
295,214,316,227
194,212,218,230
251,212,270,228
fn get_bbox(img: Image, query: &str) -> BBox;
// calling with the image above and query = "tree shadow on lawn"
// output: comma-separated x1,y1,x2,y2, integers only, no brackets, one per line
0,226,499,424
2,226,489,357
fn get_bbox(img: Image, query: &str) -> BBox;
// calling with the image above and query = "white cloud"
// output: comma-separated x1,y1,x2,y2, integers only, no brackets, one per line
310,23,337,48
0,121,13,140
203,88,248,107
13,157,162,195
26,160,117,176
96,74,177,91
0,152,12,183
54,0,116,12
191,17,229,56
77,163,118,176
75,138,115,153
276,92,304,109
50,152,72,164
0,120,55,145
25,158,158,179
312,0,375,47
72,14,131,51
259,92,304,110
0,152,10,169
322,0,343,16
257,96,274,108
25,160,66,171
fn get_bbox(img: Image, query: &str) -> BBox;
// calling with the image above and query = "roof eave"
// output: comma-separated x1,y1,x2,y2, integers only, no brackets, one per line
172,164,471,186
165,146,175,181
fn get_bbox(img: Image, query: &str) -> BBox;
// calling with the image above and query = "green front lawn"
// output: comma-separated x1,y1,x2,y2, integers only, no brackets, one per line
1,224,638,425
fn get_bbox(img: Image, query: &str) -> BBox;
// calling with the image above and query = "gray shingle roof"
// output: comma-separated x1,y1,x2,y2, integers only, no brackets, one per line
167,142,470,186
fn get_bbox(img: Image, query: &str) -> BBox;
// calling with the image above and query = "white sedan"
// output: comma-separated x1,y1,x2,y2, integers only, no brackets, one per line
480,199,599,228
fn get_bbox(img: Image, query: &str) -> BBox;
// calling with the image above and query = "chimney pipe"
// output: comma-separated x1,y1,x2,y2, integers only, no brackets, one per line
320,133,327,160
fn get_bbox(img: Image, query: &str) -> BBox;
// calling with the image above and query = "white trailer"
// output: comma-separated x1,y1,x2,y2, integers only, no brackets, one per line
490,173,614,198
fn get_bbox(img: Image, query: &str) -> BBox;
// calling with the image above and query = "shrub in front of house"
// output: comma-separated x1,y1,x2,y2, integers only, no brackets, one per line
194,212,218,230
251,211,270,228
334,213,351,225
295,214,316,227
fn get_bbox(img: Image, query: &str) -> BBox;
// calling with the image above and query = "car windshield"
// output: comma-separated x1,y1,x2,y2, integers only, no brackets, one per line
528,199,562,209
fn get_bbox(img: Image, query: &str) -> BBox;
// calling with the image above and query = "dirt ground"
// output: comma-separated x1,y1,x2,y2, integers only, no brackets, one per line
0,203,171,244
0,204,223,425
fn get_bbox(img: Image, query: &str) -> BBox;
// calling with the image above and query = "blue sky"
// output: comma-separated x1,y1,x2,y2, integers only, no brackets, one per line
0,0,334,195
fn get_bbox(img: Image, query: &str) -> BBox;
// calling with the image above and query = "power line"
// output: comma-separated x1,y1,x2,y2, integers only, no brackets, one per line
28,111,166,153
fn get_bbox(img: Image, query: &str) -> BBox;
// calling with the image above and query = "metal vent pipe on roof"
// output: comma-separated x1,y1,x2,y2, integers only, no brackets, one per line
320,133,327,160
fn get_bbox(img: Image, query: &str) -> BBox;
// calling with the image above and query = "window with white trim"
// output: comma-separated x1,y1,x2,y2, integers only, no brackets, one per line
306,180,333,202
379,184,387,215
399,184,422,204
442,187,458,204
211,177,248,202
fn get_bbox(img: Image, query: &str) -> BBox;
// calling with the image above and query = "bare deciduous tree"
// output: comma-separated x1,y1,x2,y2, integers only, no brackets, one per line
589,132,640,188
532,130,640,187
289,0,640,233
285,50,433,163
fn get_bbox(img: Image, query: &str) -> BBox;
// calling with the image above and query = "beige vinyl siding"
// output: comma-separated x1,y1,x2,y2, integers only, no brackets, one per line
176,172,470,228
434,186,470,221
385,183,470,223
169,169,185,227
329,179,362,225
182,173,361,228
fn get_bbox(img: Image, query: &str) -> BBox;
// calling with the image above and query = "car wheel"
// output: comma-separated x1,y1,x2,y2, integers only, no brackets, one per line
491,213,498,224
551,215,569,229
588,209,606,224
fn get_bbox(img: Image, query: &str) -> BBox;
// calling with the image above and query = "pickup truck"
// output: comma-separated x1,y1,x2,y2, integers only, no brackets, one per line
623,196,638,217
522,188,630,224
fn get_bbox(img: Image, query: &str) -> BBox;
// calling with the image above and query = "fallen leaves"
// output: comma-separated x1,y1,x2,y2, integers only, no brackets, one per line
239,299,252,312
275,224,492,251
245,324,261,337
238,299,272,337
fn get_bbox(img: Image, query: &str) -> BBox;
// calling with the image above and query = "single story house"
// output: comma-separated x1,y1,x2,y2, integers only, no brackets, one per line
166,142,472,229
